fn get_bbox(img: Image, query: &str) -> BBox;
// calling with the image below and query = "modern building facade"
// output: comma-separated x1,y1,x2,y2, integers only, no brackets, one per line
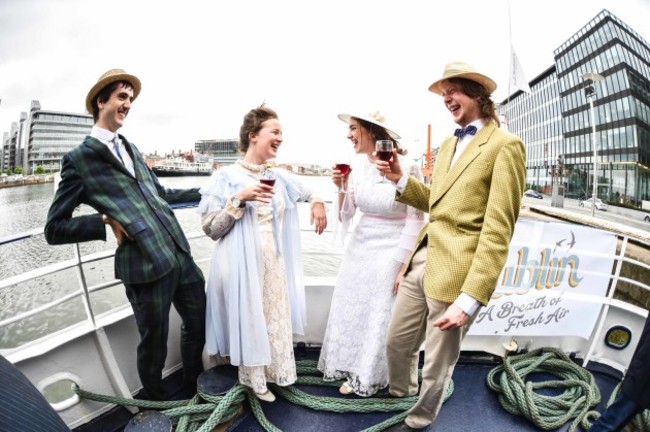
500,9,650,206
195,139,239,166
0,100,93,174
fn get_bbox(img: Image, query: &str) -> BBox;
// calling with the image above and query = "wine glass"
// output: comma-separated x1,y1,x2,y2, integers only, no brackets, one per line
333,156,351,194
260,169,276,187
375,140,394,183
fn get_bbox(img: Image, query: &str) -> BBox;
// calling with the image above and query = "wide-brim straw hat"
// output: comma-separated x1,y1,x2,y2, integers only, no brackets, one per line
428,61,497,95
337,112,401,140
85,69,142,113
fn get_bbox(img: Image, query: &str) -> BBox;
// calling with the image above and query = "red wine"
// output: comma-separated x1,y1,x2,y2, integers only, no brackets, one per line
335,163,351,176
376,151,392,162
260,178,276,187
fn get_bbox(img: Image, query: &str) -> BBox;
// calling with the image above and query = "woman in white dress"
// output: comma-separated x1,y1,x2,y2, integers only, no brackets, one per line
198,106,327,402
318,112,425,396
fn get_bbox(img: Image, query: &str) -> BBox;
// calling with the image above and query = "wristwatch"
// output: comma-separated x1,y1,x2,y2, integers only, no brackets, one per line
231,196,246,209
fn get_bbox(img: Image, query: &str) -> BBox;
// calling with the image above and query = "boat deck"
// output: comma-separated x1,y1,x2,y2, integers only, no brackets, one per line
74,348,622,432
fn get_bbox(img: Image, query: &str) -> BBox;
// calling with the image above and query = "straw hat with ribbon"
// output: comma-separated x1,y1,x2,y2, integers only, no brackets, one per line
428,61,497,95
85,69,142,113
337,111,401,140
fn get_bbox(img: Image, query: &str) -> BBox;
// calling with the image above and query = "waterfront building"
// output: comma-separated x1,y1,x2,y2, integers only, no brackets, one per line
0,101,93,174
194,138,239,166
500,9,650,205
1,123,18,173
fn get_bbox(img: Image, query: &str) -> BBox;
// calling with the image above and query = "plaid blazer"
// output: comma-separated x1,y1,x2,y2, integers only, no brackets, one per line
397,121,526,305
45,135,202,284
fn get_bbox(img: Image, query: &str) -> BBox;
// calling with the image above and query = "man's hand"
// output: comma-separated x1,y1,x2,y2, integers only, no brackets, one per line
433,303,469,331
375,149,403,183
102,214,133,245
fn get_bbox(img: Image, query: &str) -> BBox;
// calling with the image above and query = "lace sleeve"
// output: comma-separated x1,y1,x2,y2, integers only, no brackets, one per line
393,160,426,263
201,200,245,240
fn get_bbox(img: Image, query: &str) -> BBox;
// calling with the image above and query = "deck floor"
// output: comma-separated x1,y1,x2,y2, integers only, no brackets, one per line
73,349,622,432
227,350,621,432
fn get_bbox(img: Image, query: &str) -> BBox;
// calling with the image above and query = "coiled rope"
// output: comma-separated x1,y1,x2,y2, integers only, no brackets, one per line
74,358,455,432
486,347,601,432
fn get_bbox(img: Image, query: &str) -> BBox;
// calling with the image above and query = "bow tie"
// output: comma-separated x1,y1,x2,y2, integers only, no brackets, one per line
454,125,477,139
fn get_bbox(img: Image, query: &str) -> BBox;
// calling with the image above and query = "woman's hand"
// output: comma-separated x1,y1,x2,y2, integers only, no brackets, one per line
331,165,351,191
310,202,327,235
235,184,274,205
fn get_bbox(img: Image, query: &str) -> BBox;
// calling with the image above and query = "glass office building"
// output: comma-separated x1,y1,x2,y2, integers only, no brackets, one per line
500,9,650,205
195,139,239,165
1,100,93,174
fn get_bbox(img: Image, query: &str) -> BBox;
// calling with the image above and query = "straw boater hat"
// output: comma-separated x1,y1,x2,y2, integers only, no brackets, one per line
428,61,497,95
337,111,401,140
85,69,142,113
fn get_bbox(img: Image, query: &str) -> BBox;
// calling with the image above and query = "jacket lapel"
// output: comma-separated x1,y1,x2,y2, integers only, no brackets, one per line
85,136,134,177
430,121,496,207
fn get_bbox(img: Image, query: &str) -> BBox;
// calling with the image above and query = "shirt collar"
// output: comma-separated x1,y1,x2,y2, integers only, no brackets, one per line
91,126,118,145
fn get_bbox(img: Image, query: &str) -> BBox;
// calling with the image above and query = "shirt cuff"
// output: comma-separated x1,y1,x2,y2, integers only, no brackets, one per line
225,199,245,219
395,173,408,193
454,293,481,316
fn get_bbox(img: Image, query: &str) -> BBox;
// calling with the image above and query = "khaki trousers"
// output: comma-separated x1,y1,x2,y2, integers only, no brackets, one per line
386,246,476,429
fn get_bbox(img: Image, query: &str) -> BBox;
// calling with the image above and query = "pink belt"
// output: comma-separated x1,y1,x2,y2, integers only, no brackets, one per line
362,214,407,221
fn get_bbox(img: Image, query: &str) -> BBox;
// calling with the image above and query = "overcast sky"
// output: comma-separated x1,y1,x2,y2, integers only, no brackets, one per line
1,0,649,164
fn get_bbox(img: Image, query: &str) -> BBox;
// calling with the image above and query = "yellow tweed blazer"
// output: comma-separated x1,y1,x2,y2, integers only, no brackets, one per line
397,121,526,306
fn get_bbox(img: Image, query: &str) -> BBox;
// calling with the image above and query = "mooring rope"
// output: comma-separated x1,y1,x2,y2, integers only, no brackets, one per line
73,358,455,431
486,347,601,432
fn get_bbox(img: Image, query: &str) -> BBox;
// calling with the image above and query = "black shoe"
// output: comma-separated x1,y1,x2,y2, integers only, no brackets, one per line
383,422,423,431
374,387,398,398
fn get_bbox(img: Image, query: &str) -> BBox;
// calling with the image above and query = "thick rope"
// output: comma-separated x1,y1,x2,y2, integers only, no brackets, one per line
486,347,601,432
73,358,454,431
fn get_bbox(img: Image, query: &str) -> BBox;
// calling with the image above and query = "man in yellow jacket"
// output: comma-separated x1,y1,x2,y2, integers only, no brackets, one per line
378,62,527,431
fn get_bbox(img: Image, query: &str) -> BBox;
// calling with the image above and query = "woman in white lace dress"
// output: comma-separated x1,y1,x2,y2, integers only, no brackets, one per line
318,113,425,396
198,106,327,402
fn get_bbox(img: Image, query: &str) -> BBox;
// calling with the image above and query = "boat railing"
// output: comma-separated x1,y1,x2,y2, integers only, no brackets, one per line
1,212,649,373
0,202,341,363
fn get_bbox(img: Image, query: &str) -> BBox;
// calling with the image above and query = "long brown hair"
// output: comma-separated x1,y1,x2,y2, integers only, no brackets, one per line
353,117,408,156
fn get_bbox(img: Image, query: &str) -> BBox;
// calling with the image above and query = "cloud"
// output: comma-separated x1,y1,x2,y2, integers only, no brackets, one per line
1,0,649,164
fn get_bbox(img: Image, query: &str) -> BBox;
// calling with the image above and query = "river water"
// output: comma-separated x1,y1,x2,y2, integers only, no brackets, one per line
0,174,343,348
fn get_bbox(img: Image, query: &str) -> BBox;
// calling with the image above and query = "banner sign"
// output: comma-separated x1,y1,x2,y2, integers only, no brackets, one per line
468,219,617,338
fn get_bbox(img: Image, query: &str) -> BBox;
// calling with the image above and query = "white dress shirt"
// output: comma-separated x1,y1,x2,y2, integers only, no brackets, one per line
91,126,135,176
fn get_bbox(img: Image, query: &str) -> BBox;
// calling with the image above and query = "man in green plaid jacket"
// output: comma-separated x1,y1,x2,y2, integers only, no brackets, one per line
45,69,206,400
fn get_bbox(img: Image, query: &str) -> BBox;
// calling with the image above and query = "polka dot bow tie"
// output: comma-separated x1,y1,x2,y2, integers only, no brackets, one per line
454,125,477,139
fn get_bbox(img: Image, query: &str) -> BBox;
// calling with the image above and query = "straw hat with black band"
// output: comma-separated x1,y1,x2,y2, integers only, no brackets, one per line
85,69,142,113
337,112,401,140
427,61,497,95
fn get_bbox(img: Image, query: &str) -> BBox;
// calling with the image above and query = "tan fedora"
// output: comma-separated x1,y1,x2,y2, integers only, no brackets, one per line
85,69,142,113
337,111,401,140
428,61,497,95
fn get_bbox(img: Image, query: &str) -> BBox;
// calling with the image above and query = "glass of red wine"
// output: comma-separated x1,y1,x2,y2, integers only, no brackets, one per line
334,160,351,193
260,169,276,187
375,140,394,183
